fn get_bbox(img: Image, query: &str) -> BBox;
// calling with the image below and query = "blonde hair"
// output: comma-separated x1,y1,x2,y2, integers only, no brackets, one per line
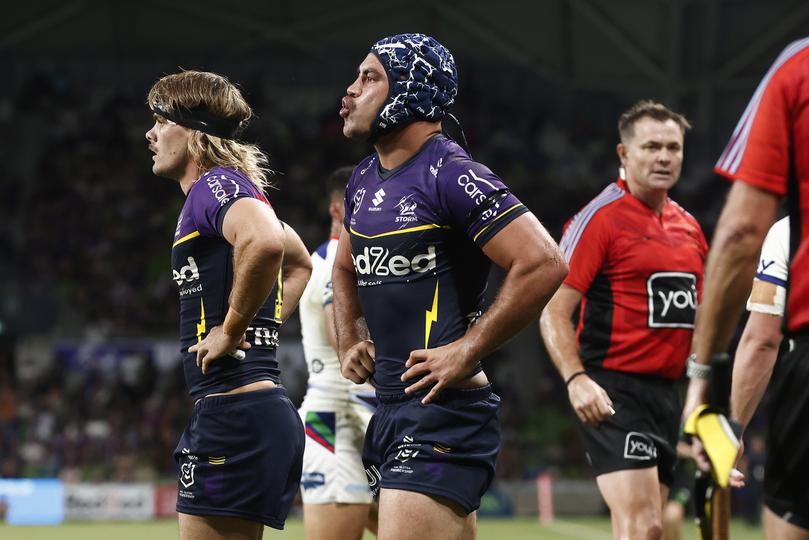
147,70,273,191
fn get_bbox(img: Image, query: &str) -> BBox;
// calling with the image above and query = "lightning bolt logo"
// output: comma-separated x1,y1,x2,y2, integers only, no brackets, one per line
196,298,206,342
424,281,439,349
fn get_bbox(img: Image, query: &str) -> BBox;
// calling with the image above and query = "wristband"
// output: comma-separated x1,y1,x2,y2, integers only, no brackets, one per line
565,370,587,387
686,354,712,379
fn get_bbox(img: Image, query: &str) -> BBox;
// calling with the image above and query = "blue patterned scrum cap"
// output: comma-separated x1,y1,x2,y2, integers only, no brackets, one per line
370,33,458,136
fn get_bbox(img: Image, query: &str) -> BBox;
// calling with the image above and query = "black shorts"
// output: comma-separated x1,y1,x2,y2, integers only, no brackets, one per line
574,369,679,486
763,340,809,529
362,385,500,514
174,388,304,529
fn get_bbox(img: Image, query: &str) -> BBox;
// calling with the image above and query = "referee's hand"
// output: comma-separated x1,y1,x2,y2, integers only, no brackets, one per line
567,375,614,426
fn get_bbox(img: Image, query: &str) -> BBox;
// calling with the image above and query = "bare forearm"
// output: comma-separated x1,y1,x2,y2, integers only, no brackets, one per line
693,183,778,366
730,312,783,429
540,309,585,381
332,265,369,357
225,239,283,335
463,257,567,364
280,267,310,322
730,340,778,429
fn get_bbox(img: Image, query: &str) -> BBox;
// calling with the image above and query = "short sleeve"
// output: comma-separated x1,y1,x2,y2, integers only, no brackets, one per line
559,211,610,294
714,44,806,195
187,169,263,238
747,217,790,315
436,157,528,247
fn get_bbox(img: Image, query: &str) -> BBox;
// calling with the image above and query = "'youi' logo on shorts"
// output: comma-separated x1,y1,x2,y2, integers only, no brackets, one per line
624,432,657,460
646,272,697,328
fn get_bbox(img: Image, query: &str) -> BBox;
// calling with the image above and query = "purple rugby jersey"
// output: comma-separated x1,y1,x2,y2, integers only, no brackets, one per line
344,135,528,393
172,167,283,400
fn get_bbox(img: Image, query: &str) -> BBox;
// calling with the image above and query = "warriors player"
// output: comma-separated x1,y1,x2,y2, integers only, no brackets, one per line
146,70,308,539
682,37,809,538
298,167,377,540
334,33,567,539
540,101,707,540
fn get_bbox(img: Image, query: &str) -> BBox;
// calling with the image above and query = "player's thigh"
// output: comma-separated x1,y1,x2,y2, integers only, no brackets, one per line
303,503,371,540
597,467,663,519
378,488,475,540
763,505,809,540
179,512,263,540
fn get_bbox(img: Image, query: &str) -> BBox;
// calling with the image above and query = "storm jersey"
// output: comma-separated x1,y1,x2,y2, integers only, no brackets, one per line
560,179,708,379
748,217,790,317
172,167,283,400
344,135,528,394
715,37,809,333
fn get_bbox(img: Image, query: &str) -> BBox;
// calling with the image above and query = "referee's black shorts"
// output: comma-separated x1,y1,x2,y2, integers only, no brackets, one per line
764,338,809,530
573,368,680,486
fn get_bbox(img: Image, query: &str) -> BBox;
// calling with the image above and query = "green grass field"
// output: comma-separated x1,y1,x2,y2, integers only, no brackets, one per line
0,517,763,539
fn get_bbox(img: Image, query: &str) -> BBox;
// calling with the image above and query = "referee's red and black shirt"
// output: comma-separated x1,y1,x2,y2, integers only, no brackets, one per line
714,37,809,334
559,179,708,379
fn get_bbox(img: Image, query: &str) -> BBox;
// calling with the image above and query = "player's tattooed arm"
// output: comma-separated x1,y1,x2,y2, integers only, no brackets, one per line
332,227,375,384
540,284,615,425
279,223,313,323
189,197,285,373
403,212,568,404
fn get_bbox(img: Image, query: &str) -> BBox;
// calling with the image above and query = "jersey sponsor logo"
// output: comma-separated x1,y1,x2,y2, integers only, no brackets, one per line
311,358,324,373
360,157,376,175
372,188,386,206
246,326,279,347
206,175,233,207
457,168,498,205
646,272,697,328
301,472,326,490
352,188,367,215
352,245,436,277
429,157,443,178
624,432,657,460
395,194,418,224
179,283,202,297
173,257,200,286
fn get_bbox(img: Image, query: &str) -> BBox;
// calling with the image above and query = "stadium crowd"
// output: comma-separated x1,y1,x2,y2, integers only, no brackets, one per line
0,70,738,487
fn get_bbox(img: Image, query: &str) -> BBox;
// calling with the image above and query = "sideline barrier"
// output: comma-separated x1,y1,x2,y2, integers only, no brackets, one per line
65,483,154,521
0,478,64,525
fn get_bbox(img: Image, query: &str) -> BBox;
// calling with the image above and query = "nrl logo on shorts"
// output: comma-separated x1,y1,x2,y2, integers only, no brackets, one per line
623,432,657,461
180,461,196,488
395,435,421,463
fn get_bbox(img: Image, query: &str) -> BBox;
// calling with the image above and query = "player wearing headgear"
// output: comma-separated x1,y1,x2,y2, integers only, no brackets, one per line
145,70,310,539
540,100,707,540
681,37,809,539
333,33,567,539
298,166,378,540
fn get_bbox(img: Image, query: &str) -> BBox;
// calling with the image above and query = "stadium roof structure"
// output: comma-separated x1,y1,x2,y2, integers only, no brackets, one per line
3,0,809,131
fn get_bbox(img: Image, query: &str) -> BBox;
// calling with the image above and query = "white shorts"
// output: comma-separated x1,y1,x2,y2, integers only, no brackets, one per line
298,390,375,505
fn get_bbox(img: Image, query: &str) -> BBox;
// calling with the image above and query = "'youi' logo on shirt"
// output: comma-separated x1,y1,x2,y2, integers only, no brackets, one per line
646,272,697,328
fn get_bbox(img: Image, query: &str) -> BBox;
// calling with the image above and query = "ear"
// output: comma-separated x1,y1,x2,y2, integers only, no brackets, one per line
328,199,343,222
616,143,628,167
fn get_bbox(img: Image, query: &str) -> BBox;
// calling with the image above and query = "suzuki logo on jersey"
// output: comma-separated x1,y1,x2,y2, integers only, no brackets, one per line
647,272,697,328
353,246,436,277
173,257,200,286
372,188,386,206
624,432,657,460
